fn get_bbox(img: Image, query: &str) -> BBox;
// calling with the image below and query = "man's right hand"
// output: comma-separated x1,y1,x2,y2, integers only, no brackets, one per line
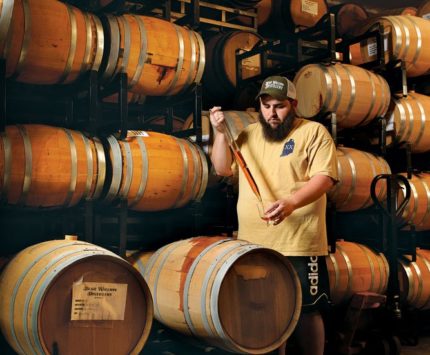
209,106,226,133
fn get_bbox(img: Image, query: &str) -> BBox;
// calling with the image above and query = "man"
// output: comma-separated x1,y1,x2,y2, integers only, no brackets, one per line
209,76,338,355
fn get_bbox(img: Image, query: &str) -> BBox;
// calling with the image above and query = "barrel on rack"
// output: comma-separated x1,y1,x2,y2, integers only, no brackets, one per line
417,1,430,19
328,147,391,212
293,63,390,128
397,172,430,231
4,0,104,84
0,238,153,355
398,249,430,310
239,0,327,35
385,92,430,153
0,124,106,208
104,130,208,211
326,240,389,305
350,16,430,78
141,236,301,354
328,3,369,38
203,31,263,103
101,14,205,97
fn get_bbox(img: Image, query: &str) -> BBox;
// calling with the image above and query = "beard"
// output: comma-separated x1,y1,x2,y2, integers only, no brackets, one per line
258,111,295,142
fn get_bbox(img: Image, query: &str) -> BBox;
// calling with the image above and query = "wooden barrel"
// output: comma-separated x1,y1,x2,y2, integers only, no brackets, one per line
141,236,301,354
203,31,263,101
144,115,185,133
329,3,369,38
294,63,391,128
326,240,389,305
328,147,391,212
4,0,103,84
398,173,430,231
379,7,418,16
238,0,327,35
385,92,430,153
0,238,153,355
289,0,328,29
101,14,205,97
417,1,430,19
237,0,273,28
350,16,430,78
0,124,105,208
398,249,430,309
104,130,208,211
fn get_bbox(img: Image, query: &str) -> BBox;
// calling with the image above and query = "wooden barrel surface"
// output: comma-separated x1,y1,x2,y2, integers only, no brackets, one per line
101,14,205,97
379,7,418,16
399,249,430,310
203,31,263,100
105,130,208,211
0,239,153,355
0,124,105,208
289,0,328,28
328,147,391,212
326,240,389,305
329,3,369,38
5,0,103,84
386,92,430,153
294,63,390,128
417,0,430,19
141,236,301,354
350,16,430,78
398,172,430,231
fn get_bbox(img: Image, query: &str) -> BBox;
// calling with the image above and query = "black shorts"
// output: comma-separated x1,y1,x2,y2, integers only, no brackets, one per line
287,255,331,314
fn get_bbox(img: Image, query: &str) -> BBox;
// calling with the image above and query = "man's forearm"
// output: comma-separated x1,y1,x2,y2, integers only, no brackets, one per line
210,132,233,176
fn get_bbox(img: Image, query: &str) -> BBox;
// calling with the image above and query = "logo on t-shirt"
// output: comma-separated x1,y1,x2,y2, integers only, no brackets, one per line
281,139,295,157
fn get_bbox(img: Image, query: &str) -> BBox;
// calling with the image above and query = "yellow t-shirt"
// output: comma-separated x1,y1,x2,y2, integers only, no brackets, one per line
235,118,338,256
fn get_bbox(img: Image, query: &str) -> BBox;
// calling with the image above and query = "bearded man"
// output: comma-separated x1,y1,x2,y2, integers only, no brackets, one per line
209,76,338,355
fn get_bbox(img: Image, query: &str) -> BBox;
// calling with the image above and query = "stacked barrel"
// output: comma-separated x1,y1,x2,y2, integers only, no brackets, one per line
4,0,430,354
0,0,306,354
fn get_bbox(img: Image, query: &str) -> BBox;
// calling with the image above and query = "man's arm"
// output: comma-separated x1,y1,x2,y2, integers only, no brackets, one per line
209,106,234,176
264,174,335,224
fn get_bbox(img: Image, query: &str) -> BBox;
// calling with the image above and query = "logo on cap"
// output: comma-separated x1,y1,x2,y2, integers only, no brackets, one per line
264,80,285,91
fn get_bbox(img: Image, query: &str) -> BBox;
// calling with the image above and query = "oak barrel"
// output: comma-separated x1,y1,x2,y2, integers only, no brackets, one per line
4,0,103,84
350,16,430,77
0,124,105,208
101,14,205,97
328,147,391,212
203,31,263,101
398,249,430,309
385,92,430,153
294,63,390,128
141,236,301,354
329,3,369,38
326,240,389,305
417,1,430,19
104,130,208,211
0,238,153,355
398,172,430,231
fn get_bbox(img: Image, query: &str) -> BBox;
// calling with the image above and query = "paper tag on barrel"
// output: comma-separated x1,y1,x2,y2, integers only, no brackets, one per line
302,0,318,16
71,282,128,321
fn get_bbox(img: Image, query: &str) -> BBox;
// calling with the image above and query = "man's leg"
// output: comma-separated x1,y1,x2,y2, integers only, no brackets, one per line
294,311,325,355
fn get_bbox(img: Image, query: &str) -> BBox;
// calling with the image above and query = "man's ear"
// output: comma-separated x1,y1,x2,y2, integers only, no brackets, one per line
291,99,298,108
